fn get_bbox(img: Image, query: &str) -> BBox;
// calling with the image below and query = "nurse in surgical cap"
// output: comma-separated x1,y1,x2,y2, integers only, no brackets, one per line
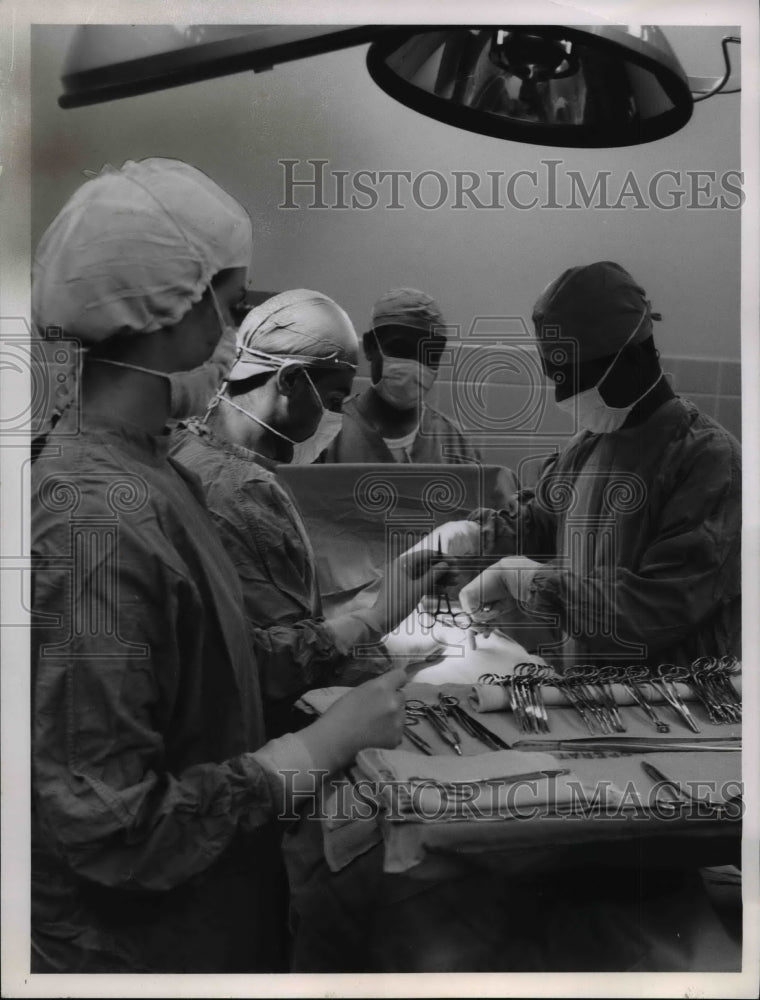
322,287,482,464
170,290,446,736
31,160,415,973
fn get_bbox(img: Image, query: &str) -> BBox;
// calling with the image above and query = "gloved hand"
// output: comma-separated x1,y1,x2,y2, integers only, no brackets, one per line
299,667,408,772
382,616,446,665
459,555,543,617
408,520,481,558
494,555,544,603
371,548,449,635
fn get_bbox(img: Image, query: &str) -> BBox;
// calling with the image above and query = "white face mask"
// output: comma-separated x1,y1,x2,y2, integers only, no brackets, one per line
371,332,436,410
89,288,238,420
168,302,238,419
290,370,343,464
219,367,343,464
556,307,663,434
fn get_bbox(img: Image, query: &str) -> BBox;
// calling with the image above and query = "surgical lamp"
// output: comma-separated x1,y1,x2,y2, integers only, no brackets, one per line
58,24,740,148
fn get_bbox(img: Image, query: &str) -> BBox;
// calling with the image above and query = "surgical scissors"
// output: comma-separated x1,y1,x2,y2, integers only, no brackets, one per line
478,668,553,734
417,592,473,631
619,665,670,734
688,656,741,724
406,698,463,755
514,662,552,734
594,665,627,733
436,693,512,751
562,665,614,734
653,663,701,733
417,538,474,631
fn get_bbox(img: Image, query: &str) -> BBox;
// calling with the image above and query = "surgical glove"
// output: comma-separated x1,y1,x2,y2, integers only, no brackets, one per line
382,619,446,665
371,549,449,635
459,560,558,653
459,556,541,617
409,520,481,558
298,667,408,773
494,555,544,603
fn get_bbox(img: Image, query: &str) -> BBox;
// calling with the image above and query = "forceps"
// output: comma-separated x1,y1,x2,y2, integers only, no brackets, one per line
403,724,434,755
514,662,551,734
436,693,512,751
619,665,670,734
417,538,474,635
688,656,741,724
641,761,731,814
406,698,463,755
653,664,701,733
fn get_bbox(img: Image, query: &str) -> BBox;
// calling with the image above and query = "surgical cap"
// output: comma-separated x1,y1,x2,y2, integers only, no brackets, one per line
32,158,253,342
532,261,659,364
371,288,445,335
229,289,358,381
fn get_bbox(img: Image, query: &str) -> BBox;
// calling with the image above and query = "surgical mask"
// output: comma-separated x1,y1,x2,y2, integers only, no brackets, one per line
291,370,343,464
556,307,664,434
371,332,436,410
89,288,238,420
168,318,238,419
218,367,343,464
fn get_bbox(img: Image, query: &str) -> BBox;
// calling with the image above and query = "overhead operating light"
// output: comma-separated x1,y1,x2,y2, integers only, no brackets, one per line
58,24,740,148
57,25,396,107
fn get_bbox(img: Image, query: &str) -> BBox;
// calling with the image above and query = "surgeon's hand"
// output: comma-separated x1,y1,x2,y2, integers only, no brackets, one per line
459,555,543,617
459,557,558,653
300,667,408,772
408,520,481,558
372,549,449,635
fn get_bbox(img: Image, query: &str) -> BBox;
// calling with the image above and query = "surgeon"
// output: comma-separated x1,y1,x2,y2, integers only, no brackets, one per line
170,290,438,735
30,158,429,974
290,261,742,973
438,261,740,671
322,287,481,464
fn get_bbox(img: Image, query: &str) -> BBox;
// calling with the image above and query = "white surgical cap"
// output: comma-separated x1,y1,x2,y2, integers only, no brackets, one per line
32,157,253,342
229,289,358,381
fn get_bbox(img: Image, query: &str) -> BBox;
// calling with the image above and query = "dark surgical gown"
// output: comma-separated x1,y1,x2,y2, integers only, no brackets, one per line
170,422,387,735
321,395,484,464
285,397,742,973
31,410,292,973
471,398,741,668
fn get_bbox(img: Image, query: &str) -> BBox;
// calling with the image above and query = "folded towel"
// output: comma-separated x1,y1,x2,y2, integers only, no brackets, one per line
295,686,352,715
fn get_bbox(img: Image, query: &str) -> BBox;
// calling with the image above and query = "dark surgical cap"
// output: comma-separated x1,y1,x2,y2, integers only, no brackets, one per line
532,261,659,364
371,288,445,335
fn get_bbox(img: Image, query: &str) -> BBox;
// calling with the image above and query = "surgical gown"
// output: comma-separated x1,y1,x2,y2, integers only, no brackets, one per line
471,397,741,667
286,397,742,972
169,422,386,733
31,410,300,973
321,395,483,464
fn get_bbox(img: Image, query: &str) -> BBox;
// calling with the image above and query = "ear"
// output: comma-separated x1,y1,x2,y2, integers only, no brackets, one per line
363,331,379,361
275,363,304,397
